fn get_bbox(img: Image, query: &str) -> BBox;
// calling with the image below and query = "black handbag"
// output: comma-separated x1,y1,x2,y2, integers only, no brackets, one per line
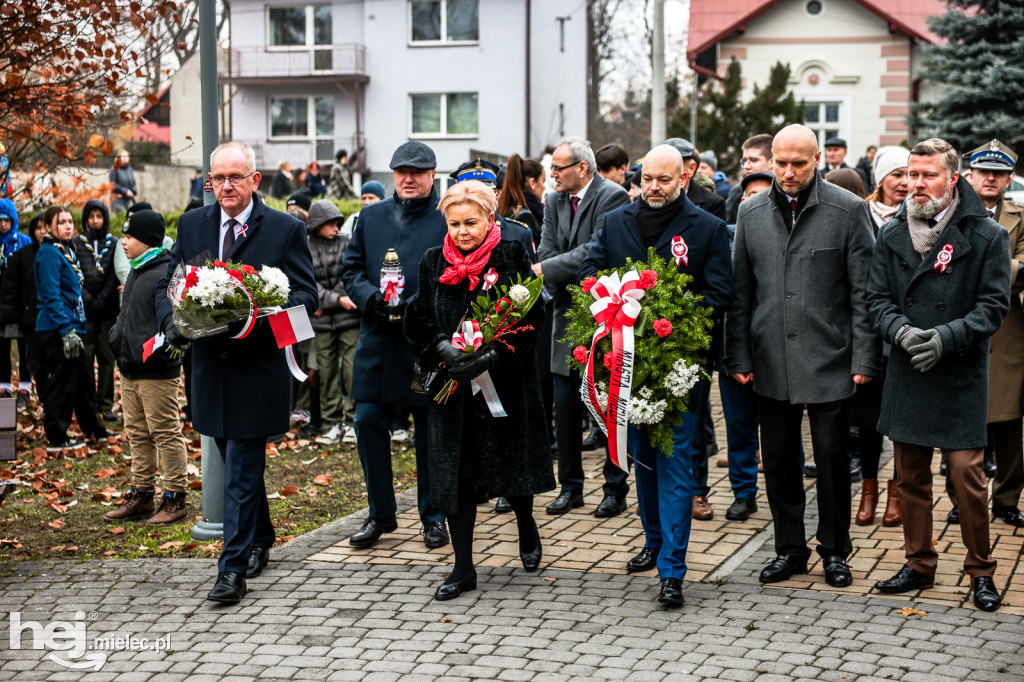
409,294,469,395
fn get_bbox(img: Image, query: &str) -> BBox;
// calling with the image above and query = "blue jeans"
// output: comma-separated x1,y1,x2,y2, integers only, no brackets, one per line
215,437,274,574
718,374,760,500
631,380,708,580
354,401,443,524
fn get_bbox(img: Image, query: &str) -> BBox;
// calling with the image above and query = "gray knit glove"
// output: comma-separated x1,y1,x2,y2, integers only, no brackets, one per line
908,328,943,372
896,325,930,352
61,330,84,359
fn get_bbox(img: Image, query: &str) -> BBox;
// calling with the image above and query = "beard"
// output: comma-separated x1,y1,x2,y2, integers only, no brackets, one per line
907,184,952,220
642,184,681,209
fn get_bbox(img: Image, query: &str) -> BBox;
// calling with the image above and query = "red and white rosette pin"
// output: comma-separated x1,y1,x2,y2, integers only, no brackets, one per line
933,244,953,273
481,268,499,291
671,236,688,268
583,270,646,472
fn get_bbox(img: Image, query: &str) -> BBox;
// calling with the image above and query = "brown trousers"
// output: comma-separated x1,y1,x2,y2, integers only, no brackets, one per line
895,442,996,578
946,419,1024,509
121,376,188,492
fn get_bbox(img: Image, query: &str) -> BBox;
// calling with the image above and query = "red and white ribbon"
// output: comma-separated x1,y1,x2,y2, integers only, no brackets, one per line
451,320,483,351
452,320,507,418
933,244,953,272
268,306,316,382
481,268,499,291
230,281,258,340
671,236,688,268
583,270,646,471
380,274,405,302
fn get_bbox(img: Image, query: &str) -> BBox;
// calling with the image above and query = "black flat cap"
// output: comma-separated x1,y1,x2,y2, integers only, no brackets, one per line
390,141,437,170
824,138,847,148
662,138,697,160
741,171,775,191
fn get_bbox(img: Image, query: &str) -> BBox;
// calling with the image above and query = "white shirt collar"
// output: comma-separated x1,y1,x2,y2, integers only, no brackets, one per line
933,204,952,224
220,199,254,231
572,175,595,202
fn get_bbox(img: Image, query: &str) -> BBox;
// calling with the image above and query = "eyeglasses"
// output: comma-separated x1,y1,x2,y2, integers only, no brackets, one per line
210,171,256,186
550,160,582,173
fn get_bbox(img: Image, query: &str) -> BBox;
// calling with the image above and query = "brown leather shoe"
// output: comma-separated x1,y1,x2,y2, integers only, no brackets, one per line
147,492,188,524
103,488,155,522
716,456,728,468
855,479,879,525
882,479,903,526
693,495,714,520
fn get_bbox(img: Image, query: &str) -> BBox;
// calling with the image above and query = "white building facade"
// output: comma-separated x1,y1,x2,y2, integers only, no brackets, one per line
225,0,587,189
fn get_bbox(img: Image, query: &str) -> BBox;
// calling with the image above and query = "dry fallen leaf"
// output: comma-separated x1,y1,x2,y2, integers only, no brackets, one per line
279,485,300,496
158,541,185,550
94,468,117,479
313,474,332,486
897,607,928,618
440,617,452,623
542,577,557,582
109,527,126,535
48,519,65,529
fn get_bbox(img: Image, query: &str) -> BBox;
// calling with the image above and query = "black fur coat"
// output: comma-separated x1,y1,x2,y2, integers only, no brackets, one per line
404,240,555,515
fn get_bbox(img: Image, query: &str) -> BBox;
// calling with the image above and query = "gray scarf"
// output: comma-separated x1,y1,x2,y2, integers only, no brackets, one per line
907,187,960,259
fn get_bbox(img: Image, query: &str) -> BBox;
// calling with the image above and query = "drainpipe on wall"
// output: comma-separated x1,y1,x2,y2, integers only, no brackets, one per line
525,0,531,156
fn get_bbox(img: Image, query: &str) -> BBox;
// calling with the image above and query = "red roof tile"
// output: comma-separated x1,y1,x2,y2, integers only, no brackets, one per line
687,0,945,63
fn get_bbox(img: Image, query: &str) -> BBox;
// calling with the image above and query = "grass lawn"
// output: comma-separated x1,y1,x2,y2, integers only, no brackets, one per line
0,395,419,569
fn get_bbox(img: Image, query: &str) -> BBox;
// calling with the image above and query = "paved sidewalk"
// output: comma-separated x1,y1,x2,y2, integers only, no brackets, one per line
2,396,1023,680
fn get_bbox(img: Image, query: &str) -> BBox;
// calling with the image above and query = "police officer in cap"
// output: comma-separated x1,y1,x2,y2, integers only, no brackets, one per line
450,159,537,263
945,140,1024,528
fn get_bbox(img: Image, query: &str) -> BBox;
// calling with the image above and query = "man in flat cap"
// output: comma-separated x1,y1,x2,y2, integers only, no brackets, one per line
824,138,851,173
944,140,1024,528
341,140,449,550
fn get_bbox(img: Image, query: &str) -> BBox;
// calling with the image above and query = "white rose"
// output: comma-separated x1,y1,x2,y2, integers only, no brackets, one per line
509,284,530,306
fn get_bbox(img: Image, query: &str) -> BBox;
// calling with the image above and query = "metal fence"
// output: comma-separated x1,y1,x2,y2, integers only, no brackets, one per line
228,44,366,78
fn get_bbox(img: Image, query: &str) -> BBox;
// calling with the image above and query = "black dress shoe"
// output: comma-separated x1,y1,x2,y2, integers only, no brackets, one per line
546,490,583,515
983,447,997,478
725,498,757,521
581,429,606,451
940,450,948,476
245,546,270,578
349,516,398,548
992,506,1024,528
874,565,934,594
626,547,658,573
520,522,542,572
804,463,817,478
494,497,512,513
423,521,450,549
435,570,477,601
759,555,808,583
594,495,626,518
657,577,684,606
207,572,247,604
823,555,853,587
972,576,1002,612
946,506,960,524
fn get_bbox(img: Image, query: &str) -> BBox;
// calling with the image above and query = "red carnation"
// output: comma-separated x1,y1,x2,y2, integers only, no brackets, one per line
572,346,588,365
227,269,245,282
241,264,256,275
212,260,227,268
603,353,616,371
184,271,199,290
653,318,673,338
639,269,658,289
495,297,512,313
581,277,597,293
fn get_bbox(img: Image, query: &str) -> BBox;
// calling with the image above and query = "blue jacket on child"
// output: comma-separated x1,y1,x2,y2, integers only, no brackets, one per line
34,242,86,335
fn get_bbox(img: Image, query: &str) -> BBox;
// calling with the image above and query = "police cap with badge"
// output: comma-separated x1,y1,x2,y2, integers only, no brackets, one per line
967,139,1017,172
449,158,500,187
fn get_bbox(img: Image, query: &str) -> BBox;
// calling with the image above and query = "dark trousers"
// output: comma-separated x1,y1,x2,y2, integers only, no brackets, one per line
757,395,852,560
552,372,628,498
84,319,115,413
896,442,995,578
946,419,1024,509
214,437,274,574
39,331,104,444
0,335,31,386
353,401,443,523
631,380,708,580
850,361,886,479
718,374,760,500
22,329,47,397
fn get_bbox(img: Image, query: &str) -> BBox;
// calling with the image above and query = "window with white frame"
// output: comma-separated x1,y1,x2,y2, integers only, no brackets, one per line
409,0,479,44
804,101,843,148
268,5,331,47
270,96,334,138
410,93,478,137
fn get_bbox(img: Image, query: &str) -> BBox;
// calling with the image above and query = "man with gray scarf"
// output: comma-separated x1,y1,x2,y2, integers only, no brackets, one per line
865,138,1009,612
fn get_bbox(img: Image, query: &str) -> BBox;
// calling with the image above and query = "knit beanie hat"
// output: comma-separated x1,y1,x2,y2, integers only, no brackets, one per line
122,209,165,247
873,146,910,184
360,181,386,200
287,187,313,212
699,150,718,173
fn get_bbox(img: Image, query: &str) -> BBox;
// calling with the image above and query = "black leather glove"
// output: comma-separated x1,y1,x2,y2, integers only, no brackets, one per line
448,348,499,381
908,328,943,372
434,340,463,368
367,292,390,323
162,316,188,348
386,300,408,325
896,325,930,352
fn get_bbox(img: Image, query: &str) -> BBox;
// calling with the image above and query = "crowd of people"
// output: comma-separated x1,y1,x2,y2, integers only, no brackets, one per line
2,128,1020,613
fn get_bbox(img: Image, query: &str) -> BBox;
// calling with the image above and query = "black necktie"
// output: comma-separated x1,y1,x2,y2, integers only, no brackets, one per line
926,218,938,228
223,218,237,258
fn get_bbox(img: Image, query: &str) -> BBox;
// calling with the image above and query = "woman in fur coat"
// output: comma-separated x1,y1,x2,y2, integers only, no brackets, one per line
405,181,554,601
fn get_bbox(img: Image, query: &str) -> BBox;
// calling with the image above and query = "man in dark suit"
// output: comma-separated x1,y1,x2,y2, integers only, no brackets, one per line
536,136,631,517
578,144,734,605
156,141,318,604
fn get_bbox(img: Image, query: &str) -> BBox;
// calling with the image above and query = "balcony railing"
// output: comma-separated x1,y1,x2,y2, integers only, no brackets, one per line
228,44,366,80
241,135,368,173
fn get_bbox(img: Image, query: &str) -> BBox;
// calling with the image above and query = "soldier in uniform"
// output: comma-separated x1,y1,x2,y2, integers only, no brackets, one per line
945,140,1024,528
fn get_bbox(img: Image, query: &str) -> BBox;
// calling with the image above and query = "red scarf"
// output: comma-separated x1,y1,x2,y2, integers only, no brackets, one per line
439,218,501,289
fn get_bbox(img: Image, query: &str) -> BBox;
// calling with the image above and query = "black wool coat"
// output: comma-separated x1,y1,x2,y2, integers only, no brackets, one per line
865,178,1011,449
404,241,555,516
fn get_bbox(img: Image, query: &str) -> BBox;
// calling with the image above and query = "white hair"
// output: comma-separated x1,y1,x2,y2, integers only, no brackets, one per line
211,141,256,173
558,136,597,178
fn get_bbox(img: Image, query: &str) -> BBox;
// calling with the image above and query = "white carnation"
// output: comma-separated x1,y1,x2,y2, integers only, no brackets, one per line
260,265,291,300
626,395,667,425
664,359,701,398
190,266,233,307
509,284,530,306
